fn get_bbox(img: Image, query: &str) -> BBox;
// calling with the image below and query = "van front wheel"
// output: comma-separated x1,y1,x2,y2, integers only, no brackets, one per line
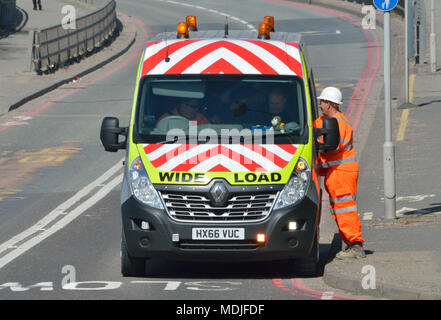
293,234,319,277
121,233,146,277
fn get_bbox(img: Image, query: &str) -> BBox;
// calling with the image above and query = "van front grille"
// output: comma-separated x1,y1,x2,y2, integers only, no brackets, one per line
160,192,278,223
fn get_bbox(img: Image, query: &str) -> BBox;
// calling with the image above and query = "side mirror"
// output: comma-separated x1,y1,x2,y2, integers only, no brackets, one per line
100,117,128,152
314,117,339,151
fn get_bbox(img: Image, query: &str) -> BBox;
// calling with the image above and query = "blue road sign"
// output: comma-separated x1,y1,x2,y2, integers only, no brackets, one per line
373,0,399,11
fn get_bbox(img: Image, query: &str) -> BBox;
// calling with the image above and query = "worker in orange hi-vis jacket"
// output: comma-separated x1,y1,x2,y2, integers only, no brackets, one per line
313,87,366,260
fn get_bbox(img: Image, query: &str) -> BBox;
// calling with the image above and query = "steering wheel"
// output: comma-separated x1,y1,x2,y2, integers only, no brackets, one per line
158,115,188,122
156,115,190,131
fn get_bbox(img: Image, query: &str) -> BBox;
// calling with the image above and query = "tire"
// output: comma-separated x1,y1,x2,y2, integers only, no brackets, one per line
121,233,146,277
293,232,319,277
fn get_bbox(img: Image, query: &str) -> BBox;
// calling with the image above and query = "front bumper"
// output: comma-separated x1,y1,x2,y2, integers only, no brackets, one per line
121,190,321,262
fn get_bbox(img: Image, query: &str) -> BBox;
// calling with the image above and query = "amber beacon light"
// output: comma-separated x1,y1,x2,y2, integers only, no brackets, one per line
177,22,189,38
258,23,271,39
263,16,275,32
186,15,198,31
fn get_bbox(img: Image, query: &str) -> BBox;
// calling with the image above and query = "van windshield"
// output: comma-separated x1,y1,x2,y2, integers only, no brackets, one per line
133,75,308,144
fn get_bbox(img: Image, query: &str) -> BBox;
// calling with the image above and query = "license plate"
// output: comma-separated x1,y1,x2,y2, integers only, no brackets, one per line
192,228,245,240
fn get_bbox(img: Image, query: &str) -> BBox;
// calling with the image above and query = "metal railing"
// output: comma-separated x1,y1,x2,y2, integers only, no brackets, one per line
32,0,119,74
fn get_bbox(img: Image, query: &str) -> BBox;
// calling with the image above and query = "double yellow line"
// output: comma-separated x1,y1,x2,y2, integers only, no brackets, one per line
397,74,416,142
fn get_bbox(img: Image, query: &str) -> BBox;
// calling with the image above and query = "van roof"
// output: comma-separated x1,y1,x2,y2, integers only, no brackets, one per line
150,30,304,43
141,30,305,78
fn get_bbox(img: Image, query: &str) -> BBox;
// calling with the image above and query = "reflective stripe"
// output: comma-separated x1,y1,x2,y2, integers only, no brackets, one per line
336,117,353,150
333,206,358,214
340,138,353,151
330,195,357,203
340,138,352,146
336,116,351,127
321,157,357,168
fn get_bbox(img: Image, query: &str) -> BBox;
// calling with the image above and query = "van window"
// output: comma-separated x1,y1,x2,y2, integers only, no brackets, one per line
133,75,309,145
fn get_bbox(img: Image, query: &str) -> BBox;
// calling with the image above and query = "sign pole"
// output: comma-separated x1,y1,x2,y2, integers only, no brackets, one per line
430,0,437,73
374,0,398,219
405,0,409,103
383,10,396,219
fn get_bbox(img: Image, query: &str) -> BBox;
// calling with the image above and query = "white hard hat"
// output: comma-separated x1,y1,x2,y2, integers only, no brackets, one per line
317,87,343,105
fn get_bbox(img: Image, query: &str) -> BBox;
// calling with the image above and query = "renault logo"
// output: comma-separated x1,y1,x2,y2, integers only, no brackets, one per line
210,182,228,204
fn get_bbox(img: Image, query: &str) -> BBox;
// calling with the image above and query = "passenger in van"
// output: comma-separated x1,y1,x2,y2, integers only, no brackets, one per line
204,87,233,123
158,98,210,125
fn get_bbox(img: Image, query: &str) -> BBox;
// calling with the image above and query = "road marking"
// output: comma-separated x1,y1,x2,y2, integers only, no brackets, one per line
363,212,373,220
0,189,24,201
271,278,322,299
397,109,409,141
301,30,342,36
159,0,256,31
397,74,416,142
409,73,416,103
315,82,355,90
0,143,82,194
0,280,242,292
0,159,124,269
381,194,436,203
321,291,335,300
396,207,415,217
289,278,361,300
397,194,436,202
1,116,32,127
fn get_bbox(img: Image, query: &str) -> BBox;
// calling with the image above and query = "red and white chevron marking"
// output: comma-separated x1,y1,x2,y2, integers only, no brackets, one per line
142,144,298,172
141,39,303,77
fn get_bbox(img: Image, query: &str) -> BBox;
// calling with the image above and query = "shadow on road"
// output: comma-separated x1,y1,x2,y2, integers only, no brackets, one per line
402,204,441,216
136,237,341,280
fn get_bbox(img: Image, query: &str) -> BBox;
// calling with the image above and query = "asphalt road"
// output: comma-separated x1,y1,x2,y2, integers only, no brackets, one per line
0,0,378,300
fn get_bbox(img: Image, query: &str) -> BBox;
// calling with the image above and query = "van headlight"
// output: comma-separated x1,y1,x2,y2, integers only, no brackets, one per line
274,157,311,210
129,156,164,209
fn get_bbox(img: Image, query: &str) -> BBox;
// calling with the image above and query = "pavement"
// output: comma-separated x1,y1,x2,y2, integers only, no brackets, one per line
1,0,441,300
0,0,138,116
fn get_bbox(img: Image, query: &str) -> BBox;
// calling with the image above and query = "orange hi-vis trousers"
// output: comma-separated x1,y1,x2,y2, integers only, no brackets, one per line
324,168,364,245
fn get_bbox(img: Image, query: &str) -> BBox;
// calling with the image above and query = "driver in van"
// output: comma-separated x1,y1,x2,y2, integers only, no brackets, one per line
267,88,291,122
158,98,210,125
